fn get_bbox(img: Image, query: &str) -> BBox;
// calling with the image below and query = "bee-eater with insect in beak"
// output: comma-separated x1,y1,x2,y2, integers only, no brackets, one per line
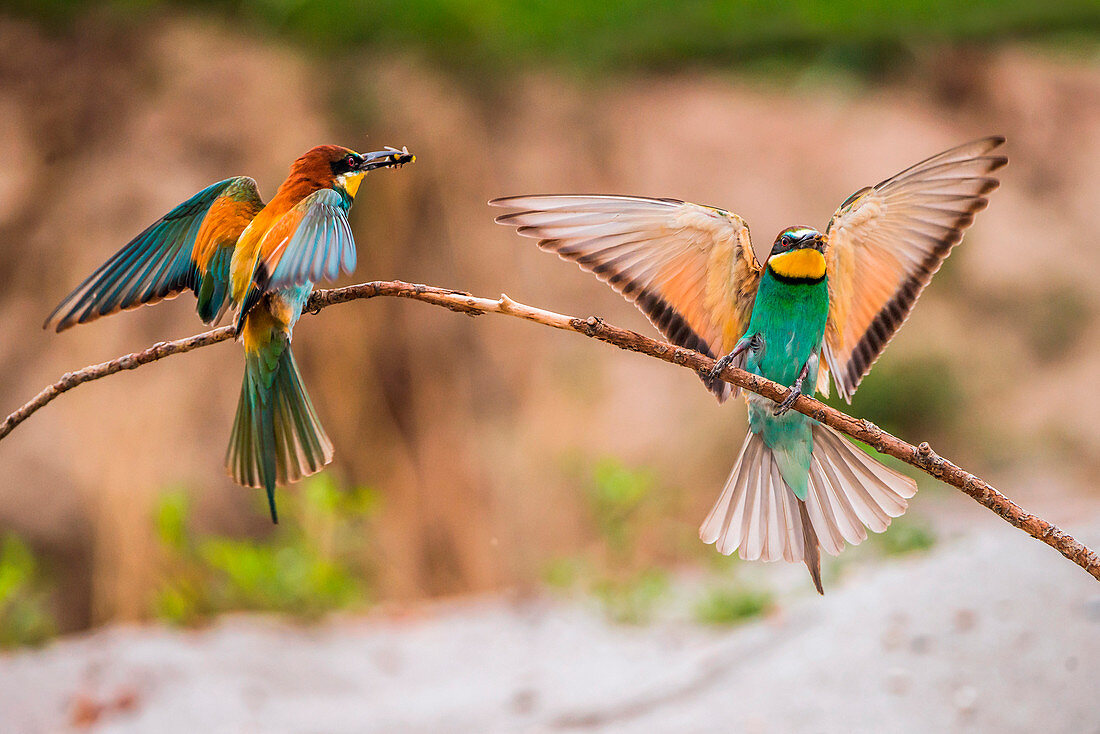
47,144,415,522
492,137,1005,593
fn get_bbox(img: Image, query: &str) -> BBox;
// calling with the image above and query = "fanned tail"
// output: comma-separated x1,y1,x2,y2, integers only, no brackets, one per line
700,424,916,593
225,334,334,522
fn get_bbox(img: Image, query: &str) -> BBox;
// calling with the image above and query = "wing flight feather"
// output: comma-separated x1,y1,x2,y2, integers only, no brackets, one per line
492,194,762,401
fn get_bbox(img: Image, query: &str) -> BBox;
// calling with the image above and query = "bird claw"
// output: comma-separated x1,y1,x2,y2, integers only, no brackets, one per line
773,351,813,416
709,334,761,381
708,354,734,382
773,388,801,416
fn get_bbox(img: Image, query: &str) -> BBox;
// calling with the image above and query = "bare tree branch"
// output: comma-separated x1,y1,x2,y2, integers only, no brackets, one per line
0,326,236,442
5,280,1098,582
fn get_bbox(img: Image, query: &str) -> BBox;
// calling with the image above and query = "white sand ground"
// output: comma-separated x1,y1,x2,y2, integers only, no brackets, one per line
2,520,1099,734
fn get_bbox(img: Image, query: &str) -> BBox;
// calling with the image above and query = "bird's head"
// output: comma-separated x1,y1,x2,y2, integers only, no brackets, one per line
293,145,415,198
767,227,827,281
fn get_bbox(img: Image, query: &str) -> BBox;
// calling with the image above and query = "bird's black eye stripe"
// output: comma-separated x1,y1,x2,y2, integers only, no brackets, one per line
332,154,360,175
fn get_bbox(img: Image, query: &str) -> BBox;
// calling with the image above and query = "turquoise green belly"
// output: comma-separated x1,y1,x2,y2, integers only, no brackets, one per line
742,270,829,498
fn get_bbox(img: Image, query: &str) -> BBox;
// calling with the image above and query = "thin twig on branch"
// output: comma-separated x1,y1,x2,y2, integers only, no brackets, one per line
5,280,1098,583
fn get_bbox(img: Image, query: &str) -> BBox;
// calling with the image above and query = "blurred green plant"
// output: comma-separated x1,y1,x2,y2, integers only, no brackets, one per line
0,535,57,648
543,456,672,623
693,586,773,626
827,352,965,445
542,555,586,590
585,458,656,557
875,516,936,556
547,457,791,624
152,474,380,624
9,0,1100,77
593,568,670,625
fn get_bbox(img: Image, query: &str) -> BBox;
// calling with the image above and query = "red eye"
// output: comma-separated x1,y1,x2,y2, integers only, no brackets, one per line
346,155,357,167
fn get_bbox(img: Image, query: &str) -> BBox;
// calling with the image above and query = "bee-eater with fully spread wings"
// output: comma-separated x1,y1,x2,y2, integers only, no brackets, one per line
46,145,415,522
493,137,1005,593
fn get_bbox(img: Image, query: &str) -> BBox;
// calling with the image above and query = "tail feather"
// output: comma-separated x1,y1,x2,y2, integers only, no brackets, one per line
807,454,865,551
270,357,333,482
798,501,824,595
817,453,890,532
226,340,334,522
774,468,803,563
761,466,782,563
700,435,753,556
700,424,918,592
740,446,764,561
702,435,803,564
806,424,916,554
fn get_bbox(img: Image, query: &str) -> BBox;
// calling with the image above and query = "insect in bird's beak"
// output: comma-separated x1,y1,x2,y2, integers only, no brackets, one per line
794,231,827,254
358,146,415,171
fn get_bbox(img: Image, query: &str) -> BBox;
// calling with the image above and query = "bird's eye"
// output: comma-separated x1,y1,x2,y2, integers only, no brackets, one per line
781,233,794,245
345,155,357,167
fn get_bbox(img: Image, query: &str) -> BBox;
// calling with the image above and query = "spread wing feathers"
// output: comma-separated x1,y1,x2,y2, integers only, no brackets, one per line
700,425,916,564
45,177,261,332
824,136,1006,401
491,194,761,402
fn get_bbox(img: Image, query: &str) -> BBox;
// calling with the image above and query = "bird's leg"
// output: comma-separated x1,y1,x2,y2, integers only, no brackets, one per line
773,357,812,416
708,333,762,381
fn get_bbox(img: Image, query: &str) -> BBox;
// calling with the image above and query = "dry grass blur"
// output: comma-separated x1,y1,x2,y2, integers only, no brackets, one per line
0,9,1098,635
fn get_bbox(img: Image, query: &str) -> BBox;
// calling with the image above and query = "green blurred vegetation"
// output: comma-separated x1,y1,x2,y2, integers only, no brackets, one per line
585,458,657,558
874,516,936,556
543,457,672,624
153,475,381,624
547,458,778,626
9,0,1100,76
0,535,57,648
591,568,671,625
827,352,966,446
693,586,773,626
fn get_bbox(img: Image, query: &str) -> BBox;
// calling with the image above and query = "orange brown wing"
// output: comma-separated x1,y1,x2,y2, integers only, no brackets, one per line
823,136,1007,401
192,178,264,274
492,195,762,401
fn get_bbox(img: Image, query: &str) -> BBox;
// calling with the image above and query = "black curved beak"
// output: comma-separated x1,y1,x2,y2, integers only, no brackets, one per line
358,146,415,171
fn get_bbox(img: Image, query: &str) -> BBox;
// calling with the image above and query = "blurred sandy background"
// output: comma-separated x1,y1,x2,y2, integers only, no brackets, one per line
0,3,1099,730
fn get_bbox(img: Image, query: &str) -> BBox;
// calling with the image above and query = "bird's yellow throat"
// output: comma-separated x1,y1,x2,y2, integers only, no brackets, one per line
340,171,366,198
768,248,826,280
